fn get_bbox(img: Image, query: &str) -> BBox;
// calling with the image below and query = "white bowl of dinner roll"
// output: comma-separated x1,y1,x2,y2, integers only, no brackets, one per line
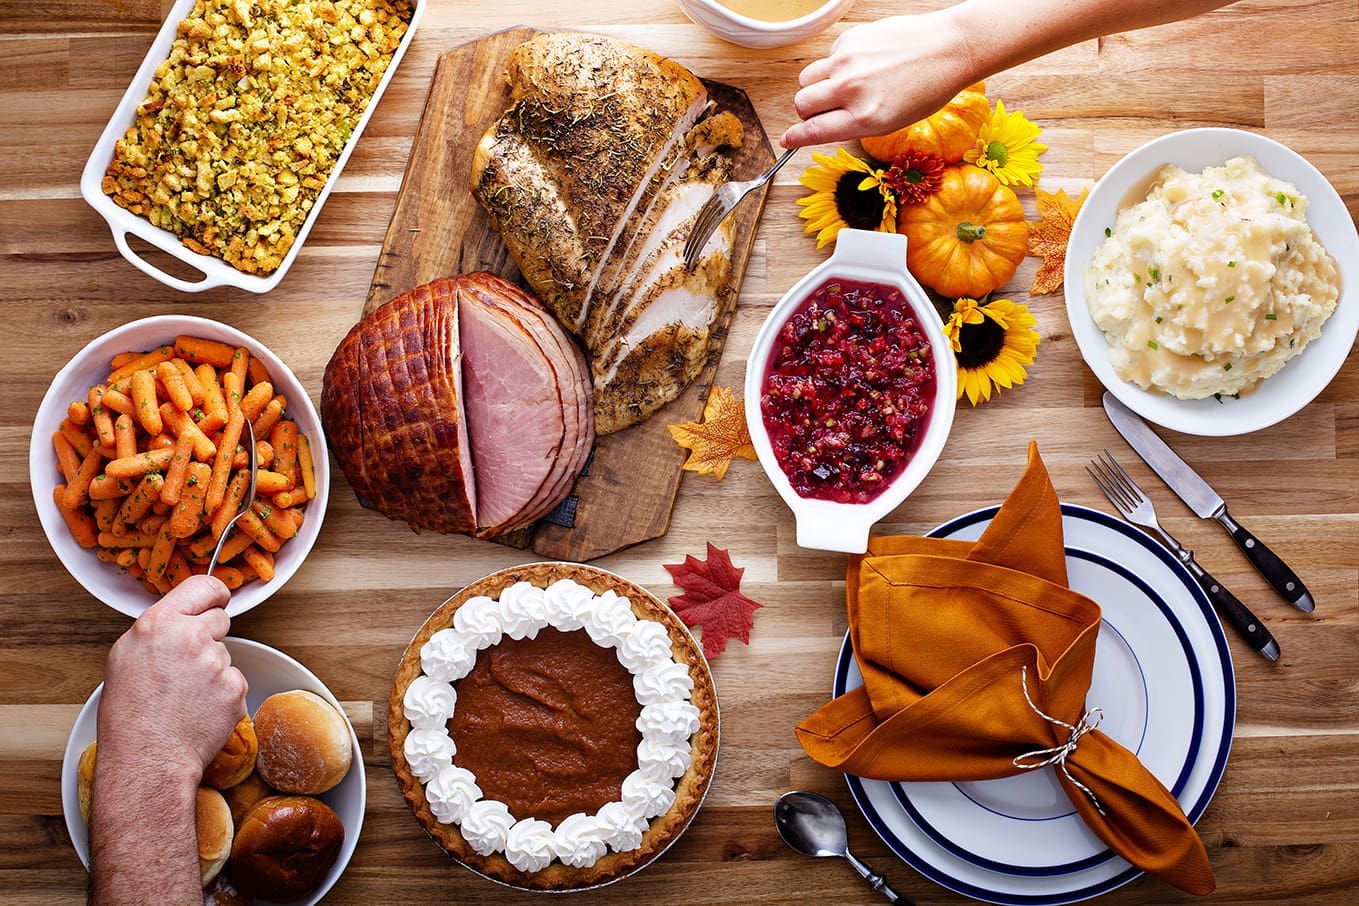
61,637,364,906
31,314,329,620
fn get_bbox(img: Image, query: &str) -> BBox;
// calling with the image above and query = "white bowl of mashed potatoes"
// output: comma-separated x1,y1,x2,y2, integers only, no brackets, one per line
1066,128,1358,436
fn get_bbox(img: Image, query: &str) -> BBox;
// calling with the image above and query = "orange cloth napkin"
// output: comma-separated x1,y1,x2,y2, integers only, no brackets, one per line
796,443,1215,895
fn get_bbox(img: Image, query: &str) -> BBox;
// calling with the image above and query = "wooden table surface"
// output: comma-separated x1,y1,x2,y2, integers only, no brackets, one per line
3,1,1357,903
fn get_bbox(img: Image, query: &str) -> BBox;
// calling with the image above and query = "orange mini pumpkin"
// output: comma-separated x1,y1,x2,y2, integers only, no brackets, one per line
861,82,989,164
898,166,1028,299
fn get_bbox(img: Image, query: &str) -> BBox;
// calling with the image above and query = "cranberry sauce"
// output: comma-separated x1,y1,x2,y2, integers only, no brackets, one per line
760,278,935,504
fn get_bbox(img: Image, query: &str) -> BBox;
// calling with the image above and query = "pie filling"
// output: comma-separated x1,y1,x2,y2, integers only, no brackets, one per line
403,578,700,872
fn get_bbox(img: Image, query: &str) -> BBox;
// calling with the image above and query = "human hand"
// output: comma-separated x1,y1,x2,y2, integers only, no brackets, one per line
783,11,976,148
97,575,246,783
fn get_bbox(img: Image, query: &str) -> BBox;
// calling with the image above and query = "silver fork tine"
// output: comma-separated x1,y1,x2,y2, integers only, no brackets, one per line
683,147,798,271
1099,450,1144,505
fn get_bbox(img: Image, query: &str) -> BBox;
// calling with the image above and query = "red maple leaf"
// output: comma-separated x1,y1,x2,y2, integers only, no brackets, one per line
663,543,763,661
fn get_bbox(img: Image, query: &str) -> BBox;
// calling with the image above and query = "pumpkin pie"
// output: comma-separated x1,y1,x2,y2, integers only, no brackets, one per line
388,562,719,890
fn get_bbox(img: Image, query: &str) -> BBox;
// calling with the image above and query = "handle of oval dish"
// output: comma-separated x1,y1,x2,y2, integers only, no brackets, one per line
111,227,223,294
795,514,871,554
828,228,908,272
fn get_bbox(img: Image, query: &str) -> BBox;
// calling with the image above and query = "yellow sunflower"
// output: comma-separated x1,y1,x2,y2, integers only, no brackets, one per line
964,100,1047,187
943,297,1040,405
797,147,897,248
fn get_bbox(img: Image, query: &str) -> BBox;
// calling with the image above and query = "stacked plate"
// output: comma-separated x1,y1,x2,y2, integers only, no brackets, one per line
834,504,1236,904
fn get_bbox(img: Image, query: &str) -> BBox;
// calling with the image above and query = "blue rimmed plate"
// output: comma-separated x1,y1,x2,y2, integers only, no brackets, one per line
834,504,1235,905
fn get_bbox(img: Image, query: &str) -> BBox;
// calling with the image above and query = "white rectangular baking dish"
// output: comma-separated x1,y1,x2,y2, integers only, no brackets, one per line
79,0,425,294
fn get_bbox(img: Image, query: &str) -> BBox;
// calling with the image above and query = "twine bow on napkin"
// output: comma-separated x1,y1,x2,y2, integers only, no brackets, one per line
795,443,1216,895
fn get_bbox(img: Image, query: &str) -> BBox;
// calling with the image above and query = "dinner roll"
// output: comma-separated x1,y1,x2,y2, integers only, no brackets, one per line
203,871,252,906
254,690,352,794
77,741,97,824
203,714,258,790
223,771,276,828
196,786,234,887
229,795,344,902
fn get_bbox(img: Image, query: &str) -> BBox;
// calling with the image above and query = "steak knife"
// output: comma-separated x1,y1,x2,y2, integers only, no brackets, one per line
1103,392,1315,613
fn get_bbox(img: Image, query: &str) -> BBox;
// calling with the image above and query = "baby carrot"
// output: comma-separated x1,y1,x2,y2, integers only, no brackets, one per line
270,420,298,490
255,440,275,469
169,462,211,539
145,522,177,583
296,433,315,501
158,433,196,506
114,413,137,461
228,346,249,389
101,389,134,416
222,371,243,415
214,565,247,589
238,381,273,423
54,485,98,548
253,500,298,541
53,432,82,482
214,530,255,566
166,550,193,587
58,418,93,458
105,447,175,479
94,497,121,534
171,358,205,407
159,403,216,462
88,386,116,449
206,408,244,514
88,473,136,500
62,447,104,510
251,396,285,439
117,472,164,525
156,360,193,413
255,470,291,494
115,548,139,570
210,471,250,539
98,530,160,548
241,546,275,582
109,351,139,369
67,401,90,425
175,335,236,368
195,364,228,433
108,345,175,384
130,370,163,435
246,356,269,387
146,434,174,450
235,510,281,553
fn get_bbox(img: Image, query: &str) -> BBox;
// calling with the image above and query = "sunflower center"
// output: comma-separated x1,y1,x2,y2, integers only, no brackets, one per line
985,140,1010,167
956,316,1007,369
834,172,887,230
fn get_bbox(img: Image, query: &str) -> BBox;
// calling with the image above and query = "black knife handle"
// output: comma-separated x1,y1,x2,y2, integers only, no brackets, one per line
1217,511,1315,613
1190,565,1280,660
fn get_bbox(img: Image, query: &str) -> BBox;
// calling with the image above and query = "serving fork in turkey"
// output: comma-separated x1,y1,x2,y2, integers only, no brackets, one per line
683,148,797,271
1088,450,1280,661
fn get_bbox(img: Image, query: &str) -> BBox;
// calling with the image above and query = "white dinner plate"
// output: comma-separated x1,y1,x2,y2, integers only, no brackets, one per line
834,504,1235,905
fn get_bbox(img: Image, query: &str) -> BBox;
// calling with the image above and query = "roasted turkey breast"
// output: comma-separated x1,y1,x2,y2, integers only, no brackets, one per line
472,33,743,435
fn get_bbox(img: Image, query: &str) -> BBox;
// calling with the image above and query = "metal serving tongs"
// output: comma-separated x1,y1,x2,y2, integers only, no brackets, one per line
682,147,798,271
207,419,258,578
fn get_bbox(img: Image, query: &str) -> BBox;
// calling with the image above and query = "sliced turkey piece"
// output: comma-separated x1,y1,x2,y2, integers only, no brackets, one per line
470,33,707,332
321,278,477,534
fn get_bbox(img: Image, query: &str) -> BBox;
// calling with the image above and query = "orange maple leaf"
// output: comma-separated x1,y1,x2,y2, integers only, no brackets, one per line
666,385,757,480
1027,185,1089,295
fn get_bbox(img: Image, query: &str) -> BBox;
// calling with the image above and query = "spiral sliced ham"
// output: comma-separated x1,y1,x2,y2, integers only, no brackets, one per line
322,273,592,538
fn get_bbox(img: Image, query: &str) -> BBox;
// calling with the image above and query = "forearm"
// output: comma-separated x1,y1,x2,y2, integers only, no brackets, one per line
950,0,1236,84
90,745,203,906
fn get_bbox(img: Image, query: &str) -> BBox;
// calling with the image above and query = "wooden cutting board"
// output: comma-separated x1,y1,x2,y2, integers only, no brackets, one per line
362,26,775,561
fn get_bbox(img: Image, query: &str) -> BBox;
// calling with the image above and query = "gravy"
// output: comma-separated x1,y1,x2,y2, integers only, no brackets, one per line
713,0,830,22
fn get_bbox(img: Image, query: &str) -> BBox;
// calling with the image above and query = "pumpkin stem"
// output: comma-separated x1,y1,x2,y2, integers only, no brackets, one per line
956,221,987,243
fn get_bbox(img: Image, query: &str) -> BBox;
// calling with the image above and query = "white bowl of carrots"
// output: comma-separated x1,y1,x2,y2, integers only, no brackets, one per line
30,315,329,619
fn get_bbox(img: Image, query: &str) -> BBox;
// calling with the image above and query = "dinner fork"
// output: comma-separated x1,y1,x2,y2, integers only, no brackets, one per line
207,419,258,579
1088,450,1280,661
683,148,797,271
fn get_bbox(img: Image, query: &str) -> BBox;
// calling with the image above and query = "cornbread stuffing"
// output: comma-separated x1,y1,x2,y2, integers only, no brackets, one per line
101,0,412,275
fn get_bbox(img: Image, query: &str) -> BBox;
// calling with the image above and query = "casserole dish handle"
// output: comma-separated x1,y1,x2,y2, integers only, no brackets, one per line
108,227,226,294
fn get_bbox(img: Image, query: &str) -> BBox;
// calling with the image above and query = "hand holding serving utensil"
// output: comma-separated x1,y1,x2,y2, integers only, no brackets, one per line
1088,450,1280,661
775,791,908,903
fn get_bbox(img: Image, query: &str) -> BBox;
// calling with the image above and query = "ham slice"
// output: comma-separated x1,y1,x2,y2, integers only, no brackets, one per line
322,274,592,538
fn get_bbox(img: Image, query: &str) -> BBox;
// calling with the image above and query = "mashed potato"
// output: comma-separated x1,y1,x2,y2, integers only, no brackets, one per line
1086,155,1339,399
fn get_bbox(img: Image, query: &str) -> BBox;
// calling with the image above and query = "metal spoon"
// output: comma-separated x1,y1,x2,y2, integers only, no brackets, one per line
774,791,907,903
206,419,258,578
